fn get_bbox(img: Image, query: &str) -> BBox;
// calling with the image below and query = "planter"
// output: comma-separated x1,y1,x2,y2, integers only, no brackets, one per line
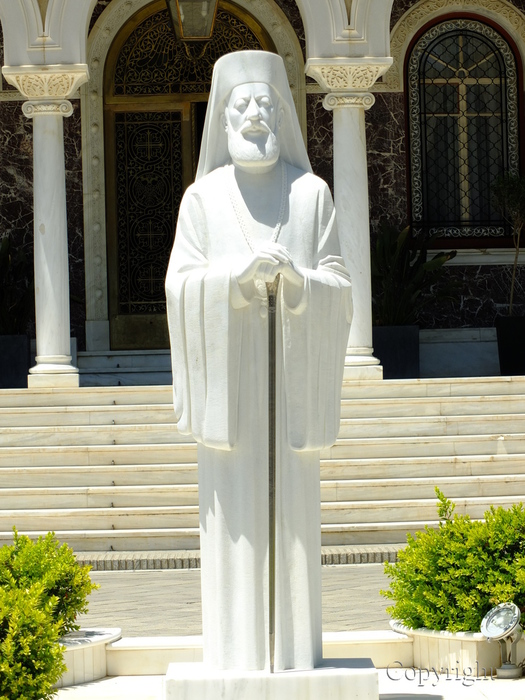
495,315,525,376
55,627,121,689
0,335,30,388
373,325,420,379
390,620,501,676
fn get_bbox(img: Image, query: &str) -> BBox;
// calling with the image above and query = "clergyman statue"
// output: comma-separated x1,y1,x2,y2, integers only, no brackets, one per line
165,50,352,673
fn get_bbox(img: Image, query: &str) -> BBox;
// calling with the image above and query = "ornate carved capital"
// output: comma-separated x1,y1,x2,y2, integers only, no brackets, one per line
306,58,392,92
323,92,375,111
22,100,74,119
3,65,89,99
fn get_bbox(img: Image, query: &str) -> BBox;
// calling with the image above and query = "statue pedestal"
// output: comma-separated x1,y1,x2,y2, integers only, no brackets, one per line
164,658,378,699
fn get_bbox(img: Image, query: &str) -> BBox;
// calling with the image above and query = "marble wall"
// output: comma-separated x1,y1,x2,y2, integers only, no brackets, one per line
365,92,408,235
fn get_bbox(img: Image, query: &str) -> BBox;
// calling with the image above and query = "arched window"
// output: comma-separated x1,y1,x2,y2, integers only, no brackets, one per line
407,19,519,240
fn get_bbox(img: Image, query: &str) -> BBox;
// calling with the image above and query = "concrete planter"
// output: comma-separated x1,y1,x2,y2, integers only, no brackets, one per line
390,620,500,676
55,628,121,688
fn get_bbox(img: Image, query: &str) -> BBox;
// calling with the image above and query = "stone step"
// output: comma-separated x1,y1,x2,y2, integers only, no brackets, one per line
0,506,200,530
337,413,525,439
0,443,197,468
0,464,199,487
326,434,525,459
320,494,523,525
0,376,524,410
0,521,430,549
319,454,525,479
80,371,173,387
321,473,525,502
0,424,184,447
0,485,200,509
3,473,525,508
340,376,525,399
340,394,525,418
321,521,436,546
77,350,171,371
0,386,172,409
0,404,176,428
1,453,524,488
0,528,200,551
2,494,516,533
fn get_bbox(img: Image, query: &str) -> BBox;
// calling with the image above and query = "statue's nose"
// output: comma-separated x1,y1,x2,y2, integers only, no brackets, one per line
245,97,262,121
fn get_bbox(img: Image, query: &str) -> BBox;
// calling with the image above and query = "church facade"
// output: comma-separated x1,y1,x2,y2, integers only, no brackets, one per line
0,0,523,386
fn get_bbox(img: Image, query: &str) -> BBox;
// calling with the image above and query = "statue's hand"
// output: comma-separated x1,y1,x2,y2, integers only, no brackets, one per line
265,243,304,289
235,253,280,286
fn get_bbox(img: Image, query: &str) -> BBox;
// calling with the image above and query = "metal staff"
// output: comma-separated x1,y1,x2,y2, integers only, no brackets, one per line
267,275,280,674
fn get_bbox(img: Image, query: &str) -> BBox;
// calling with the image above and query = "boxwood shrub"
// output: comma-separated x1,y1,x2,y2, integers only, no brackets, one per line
0,530,98,699
382,489,525,632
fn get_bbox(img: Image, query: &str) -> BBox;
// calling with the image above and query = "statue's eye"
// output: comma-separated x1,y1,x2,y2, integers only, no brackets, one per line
257,97,272,108
234,99,249,113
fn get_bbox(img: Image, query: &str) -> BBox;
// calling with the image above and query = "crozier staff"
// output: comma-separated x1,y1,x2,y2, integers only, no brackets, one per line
165,50,352,672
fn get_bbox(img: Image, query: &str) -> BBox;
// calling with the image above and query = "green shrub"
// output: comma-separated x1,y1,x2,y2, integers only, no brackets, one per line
0,585,66,700
382,489,525,632
0,529,98,635
0,530,99,698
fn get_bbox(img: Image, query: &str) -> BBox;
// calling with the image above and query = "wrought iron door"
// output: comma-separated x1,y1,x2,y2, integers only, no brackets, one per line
106,104,194,349
104,0,270,350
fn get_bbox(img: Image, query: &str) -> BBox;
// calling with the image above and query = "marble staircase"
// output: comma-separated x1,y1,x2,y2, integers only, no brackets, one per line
1,377,525,552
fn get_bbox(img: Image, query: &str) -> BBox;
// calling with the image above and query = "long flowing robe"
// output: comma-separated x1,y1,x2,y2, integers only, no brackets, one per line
165,161,352,672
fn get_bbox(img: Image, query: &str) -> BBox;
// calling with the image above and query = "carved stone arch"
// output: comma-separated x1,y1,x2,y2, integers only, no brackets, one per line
0,0,44,65
382,0,525,92
81,0,306,350
44,0,99,64
295,0,393,58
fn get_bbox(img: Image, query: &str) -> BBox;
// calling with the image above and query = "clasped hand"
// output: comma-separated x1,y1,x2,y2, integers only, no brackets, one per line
235,242,303,289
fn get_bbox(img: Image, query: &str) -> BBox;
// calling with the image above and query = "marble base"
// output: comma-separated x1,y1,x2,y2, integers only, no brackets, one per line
343,363,383,381
164,658,378,700
28,372,80,388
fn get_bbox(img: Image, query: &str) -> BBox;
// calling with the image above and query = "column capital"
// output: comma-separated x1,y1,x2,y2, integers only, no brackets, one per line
22,100,74,119
3,64,89,100
305,57,391,92
323,92,375,111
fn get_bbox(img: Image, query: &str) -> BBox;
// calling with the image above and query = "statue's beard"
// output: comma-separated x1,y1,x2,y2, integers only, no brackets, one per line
227,125,281,169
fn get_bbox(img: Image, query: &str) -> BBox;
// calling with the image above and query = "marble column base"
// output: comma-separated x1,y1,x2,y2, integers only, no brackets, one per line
28,359,80,388
164,658,378,700
344,349,383,380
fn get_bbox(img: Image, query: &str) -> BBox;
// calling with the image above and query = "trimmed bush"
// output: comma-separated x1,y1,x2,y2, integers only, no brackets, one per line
0,586,65,700
0,530,98,699
382,489,525,632
0,529,97,635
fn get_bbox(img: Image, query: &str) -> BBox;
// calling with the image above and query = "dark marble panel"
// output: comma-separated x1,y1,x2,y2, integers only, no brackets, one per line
366,92,408,236
0,99,86,348
89,1,112,33
0,101,35,336
65,101,87,351
306,93,333,192
417,265,525,329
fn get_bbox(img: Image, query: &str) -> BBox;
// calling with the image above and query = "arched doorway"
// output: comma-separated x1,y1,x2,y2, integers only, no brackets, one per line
104,0,275,350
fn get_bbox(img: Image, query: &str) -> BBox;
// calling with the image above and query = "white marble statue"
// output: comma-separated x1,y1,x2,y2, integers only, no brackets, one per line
165,50,352,673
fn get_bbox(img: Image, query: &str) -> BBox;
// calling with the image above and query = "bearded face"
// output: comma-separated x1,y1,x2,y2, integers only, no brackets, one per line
223,82,282,170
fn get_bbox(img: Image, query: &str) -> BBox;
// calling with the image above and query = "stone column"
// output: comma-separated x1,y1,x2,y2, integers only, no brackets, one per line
323,92,380,379
3,67,89,387
306,60,391,380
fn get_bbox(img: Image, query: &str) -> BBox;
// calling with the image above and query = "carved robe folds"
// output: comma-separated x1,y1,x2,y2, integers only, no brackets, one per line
166,162,352,671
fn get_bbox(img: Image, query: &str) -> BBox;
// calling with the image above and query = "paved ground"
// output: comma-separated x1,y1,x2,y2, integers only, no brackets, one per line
77,563,392,635
59,563,525,699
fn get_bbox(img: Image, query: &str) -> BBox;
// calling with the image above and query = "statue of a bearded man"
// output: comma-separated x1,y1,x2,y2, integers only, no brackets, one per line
166,51,352,673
